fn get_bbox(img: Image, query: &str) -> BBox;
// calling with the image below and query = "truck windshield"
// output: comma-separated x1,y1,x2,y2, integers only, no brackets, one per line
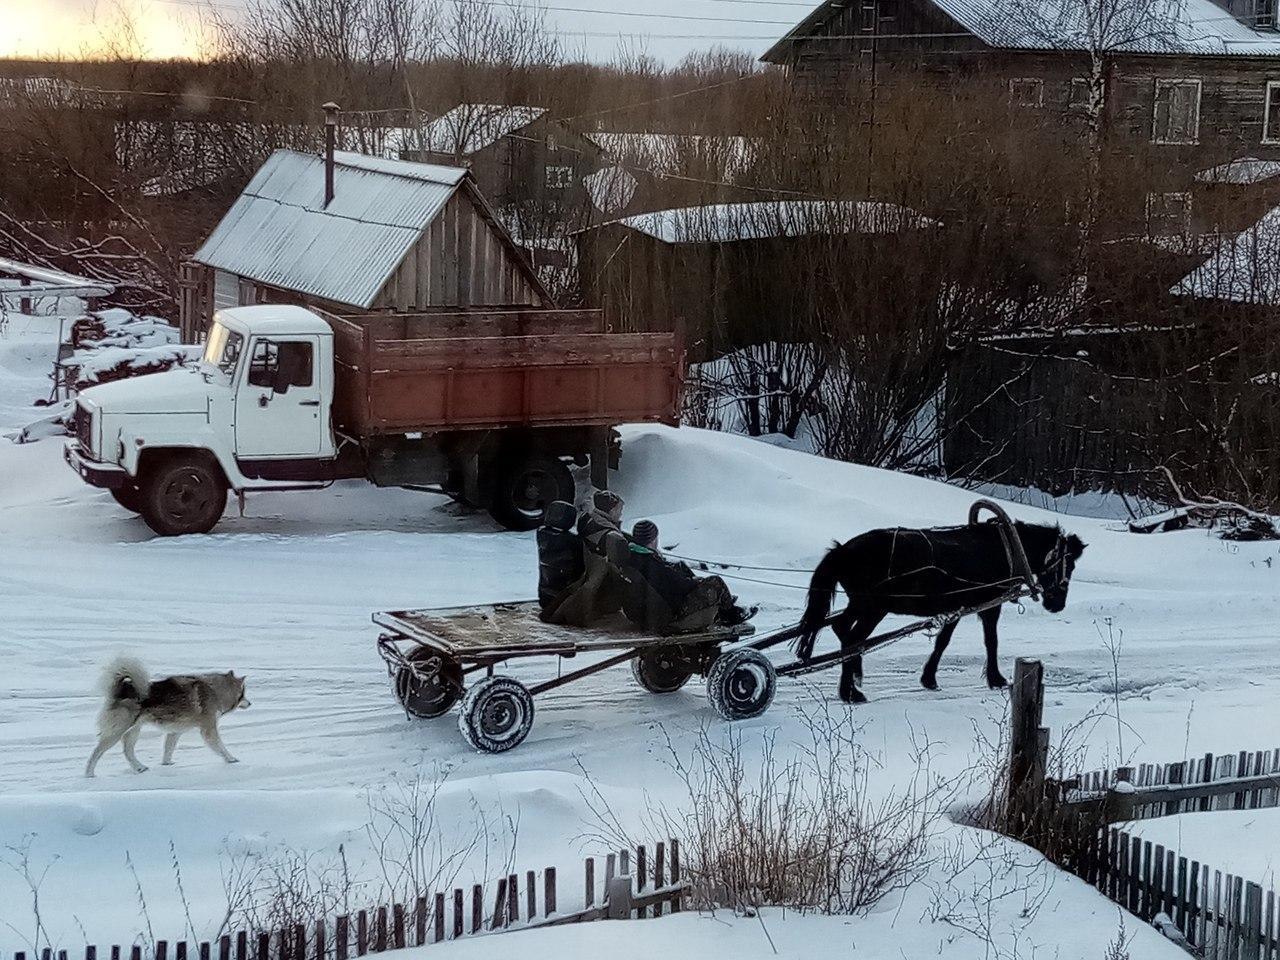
203,323,244,379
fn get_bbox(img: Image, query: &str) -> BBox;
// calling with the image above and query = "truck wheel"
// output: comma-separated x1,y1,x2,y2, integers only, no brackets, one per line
632,649,694,694
139,457,228,536
706,649,776,721
488,454,574,531
110,485,145,514
458,676,535,753
395,650,464,719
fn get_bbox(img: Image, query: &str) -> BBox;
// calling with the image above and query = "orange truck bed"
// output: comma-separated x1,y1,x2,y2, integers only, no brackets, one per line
321,308,683,438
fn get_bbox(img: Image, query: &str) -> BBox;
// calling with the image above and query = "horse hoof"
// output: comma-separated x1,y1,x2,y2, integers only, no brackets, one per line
921,676,939,691
840,688,869,705
987,675,1008,689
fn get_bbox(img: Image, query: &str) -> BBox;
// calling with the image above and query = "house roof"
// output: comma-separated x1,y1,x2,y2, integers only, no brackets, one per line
585,132,759,180
193,150,472,309
596,200,936,244
1195,156,1280,184
1170,204,1280,304
763,0,1280,61
419,104,548,156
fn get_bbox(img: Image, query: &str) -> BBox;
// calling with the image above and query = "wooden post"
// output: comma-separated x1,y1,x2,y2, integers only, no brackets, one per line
356,910,368,957
526,870,536,921
1244,883,1264,960
218,936,230,960
335,916,349,960
414,896,427,947
453,889,464,939
255,934,268,960
545,867,557,917
198,943,209,960
492,877,508,930
585,858,595,908
471,884,483,934
392,904,405,949
313,921,324,960
235,932,247,960
507,873,519,925
1007,659,1046,834
636,846,647,919
653,843,666,918
670,839,681,913
433,893,445,942
606,874,633,920
374,906,387,953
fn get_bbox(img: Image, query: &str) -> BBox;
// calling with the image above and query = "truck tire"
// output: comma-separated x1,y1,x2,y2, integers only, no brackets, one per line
458,676,535,753
110,485,145,514
488,453,574,531
395,649,464,719
706,648,776,721
631,649,694,694
139,456,229,537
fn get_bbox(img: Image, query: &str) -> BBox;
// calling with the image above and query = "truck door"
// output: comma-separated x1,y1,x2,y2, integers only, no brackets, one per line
236,336,324,458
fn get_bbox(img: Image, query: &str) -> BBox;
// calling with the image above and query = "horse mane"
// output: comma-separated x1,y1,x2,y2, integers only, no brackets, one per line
1013,521,1086,565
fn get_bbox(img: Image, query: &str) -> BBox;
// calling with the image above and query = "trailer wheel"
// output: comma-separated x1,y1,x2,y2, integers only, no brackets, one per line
488,454,574,531
110,485,145,514
458,676,535,753
631,649,694,694
395,650,464,719
139,456,228,536
706,649,776,721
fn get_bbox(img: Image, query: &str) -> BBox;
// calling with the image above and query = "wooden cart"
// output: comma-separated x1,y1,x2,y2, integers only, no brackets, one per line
375,603,766,753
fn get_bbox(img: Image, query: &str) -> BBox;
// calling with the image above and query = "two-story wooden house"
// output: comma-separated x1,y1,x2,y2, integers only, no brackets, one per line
763,0,1280,241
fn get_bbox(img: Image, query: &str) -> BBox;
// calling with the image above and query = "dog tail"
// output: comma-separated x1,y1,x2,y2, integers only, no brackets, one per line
796,543,845,662
97,655,150,729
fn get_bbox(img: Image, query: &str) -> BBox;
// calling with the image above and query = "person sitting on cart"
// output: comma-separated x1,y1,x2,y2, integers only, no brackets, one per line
619,520,756,634
536,500,584,621
541,490,629,626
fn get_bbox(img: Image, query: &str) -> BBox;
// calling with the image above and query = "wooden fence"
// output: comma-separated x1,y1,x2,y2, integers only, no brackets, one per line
1069,826,1278,960
1060,746,1280,822
9,841,687,960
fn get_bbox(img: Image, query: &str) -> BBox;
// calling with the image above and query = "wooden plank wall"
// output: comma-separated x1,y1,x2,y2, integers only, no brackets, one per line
374,193,544,311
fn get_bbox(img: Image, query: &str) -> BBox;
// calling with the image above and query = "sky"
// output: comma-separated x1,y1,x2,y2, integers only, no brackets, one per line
0,0,816,62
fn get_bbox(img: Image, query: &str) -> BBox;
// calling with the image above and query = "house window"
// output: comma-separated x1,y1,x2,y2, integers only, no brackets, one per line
1152,78,1201,144
861,1,876,30
1009,77,1044,107
1069,78,1091,110
1146,191,1192,236
545,133,558,151
545,165,574,189
1264,81,1280,143
1257,0,1275,28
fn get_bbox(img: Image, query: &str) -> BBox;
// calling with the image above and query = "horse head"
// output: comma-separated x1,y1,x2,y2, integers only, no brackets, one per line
1035,530,1086,612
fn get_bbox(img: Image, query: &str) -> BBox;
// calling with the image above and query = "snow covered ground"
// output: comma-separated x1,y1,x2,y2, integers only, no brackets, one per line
1131,808,1280,889
2,315,1278,958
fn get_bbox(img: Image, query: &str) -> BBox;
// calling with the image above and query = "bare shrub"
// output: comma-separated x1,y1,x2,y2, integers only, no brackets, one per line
582,697,953,916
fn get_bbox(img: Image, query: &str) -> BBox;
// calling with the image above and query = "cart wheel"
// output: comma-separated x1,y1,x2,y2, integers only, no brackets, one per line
458,676,535,753
631,649,694,694
395,650,464,719
706,649,776,721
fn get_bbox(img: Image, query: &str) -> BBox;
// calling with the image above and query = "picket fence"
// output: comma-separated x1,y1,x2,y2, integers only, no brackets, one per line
1067,825,1278,960
8,841,686,960
1061,746,1280,821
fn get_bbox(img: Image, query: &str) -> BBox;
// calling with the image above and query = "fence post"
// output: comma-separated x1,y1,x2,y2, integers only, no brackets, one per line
606,874,633,920
1244,883,1264,960
1007,658,1046,835
545,867,557,917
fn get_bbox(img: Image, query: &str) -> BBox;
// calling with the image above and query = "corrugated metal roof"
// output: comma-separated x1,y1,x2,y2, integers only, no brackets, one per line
193,150,467,309
601,200,937,244
1171,204,1280,303
765,0,1280,59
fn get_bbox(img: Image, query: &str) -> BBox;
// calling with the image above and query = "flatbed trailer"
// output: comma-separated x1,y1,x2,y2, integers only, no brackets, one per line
375,602,769,753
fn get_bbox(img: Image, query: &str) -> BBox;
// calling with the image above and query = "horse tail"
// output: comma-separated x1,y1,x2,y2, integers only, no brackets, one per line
797,543,846,662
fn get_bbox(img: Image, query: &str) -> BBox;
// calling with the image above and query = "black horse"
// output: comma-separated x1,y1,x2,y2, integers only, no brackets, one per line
796,520,1085,703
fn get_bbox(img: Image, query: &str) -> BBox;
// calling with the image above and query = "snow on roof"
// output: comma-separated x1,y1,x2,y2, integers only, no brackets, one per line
1195,156,1280,184
583,165,638,216
604,200,937,244
1170,205,1280,304
419,104,547,156
193,150,468,309
765,0,1280,59
585,132,758,180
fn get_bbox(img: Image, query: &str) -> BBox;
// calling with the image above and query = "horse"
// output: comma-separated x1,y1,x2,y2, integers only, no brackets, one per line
796,520,1085,703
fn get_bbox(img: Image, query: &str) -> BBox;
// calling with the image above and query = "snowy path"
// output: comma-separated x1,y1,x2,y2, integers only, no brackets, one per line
2,316,1277,956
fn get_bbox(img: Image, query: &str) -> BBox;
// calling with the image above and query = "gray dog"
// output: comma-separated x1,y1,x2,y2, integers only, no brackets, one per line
85,656,251,777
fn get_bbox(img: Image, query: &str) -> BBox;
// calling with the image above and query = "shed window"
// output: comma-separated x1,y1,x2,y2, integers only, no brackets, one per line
545,165,574,189
1264,81,1280,143
1069,78,1091,110
1009,77,1044,107
1152,79,1201,144
1146,191,1191,237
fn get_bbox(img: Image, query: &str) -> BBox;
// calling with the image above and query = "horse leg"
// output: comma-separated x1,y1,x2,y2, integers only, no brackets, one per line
920,620,959,691
980,606,1008,688
835,611,885,705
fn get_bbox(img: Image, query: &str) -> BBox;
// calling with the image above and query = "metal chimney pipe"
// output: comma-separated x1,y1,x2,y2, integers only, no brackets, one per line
322,101,340,208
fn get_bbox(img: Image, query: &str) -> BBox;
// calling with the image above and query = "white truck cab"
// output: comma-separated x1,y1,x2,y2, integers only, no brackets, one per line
66,305,340,534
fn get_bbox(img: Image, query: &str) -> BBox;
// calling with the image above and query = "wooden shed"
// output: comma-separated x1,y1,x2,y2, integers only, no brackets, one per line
181,149,552,340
